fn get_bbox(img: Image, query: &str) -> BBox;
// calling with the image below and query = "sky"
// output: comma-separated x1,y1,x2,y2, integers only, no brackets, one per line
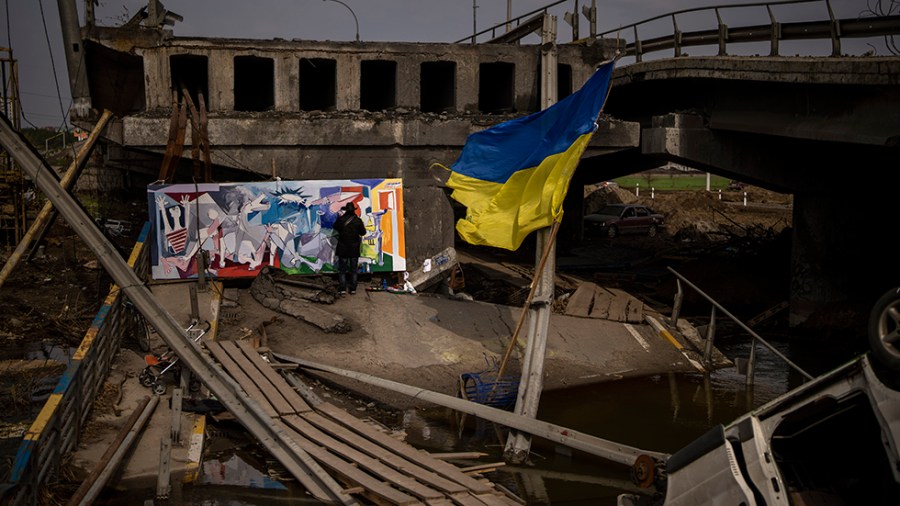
2,0,889,129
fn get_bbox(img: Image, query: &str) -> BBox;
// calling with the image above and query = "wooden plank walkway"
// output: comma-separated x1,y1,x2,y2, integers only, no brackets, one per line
203,339,521,505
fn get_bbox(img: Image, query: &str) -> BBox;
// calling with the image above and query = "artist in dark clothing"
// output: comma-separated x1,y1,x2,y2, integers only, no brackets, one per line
333,201,367,294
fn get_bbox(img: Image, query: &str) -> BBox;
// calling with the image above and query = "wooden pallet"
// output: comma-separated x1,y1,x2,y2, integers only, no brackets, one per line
203,339,521,505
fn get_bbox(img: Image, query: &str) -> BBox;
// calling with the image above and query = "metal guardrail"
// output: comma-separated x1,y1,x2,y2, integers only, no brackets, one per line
666,266,814,387
455,0,569,43
596,0,900,61
459,0,900,60
1,223,151,505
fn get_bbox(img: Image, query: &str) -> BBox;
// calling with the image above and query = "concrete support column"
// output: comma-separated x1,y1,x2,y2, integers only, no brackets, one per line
336,55,359,111
396,59,418,110
142,51,171,110
789,190,894,335
276,55,300,112
208,52,233,111
457,58,479,113
56,0,91,117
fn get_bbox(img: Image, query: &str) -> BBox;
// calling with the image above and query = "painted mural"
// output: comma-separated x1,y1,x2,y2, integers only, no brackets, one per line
148,179,405,280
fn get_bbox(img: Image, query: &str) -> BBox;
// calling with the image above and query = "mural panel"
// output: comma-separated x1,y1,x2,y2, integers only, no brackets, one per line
148,179,405,280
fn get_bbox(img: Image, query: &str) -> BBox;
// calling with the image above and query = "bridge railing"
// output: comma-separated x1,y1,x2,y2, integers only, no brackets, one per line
455,0,570,44
666,266,815,387
597,0,900,61
459,0,900,60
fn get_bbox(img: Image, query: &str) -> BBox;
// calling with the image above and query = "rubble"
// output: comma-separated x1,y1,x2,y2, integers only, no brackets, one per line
250,267,351,333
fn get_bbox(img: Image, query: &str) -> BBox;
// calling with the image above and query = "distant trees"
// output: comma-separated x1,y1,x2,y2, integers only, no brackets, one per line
20,127,75,152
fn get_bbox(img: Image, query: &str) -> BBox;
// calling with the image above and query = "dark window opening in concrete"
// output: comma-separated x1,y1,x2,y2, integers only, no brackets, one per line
479,62,515,114
420,61,456,113
234,56,274,112
557,64,573,101
360,60,397,111
85,40,145,116
535,63,574,108
299,58,337,111
170,54,208,109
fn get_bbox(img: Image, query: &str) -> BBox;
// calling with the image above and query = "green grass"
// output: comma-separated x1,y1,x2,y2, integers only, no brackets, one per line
613,173,733,191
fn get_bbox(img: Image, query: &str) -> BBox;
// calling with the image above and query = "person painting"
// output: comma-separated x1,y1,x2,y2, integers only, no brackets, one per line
333,201,367,294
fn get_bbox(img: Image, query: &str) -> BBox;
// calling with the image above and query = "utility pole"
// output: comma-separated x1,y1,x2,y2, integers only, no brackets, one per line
56,0,91,118
472,0,478,43
503,13,557,466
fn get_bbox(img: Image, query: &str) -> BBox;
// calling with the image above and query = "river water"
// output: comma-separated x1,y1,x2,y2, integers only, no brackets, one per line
93,330,864,505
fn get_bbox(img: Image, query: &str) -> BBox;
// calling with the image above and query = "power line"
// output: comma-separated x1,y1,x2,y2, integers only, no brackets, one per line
37,0,70,133
21,90,73,100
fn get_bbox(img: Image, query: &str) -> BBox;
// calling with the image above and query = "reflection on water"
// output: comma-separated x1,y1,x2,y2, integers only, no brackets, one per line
199,451,289,490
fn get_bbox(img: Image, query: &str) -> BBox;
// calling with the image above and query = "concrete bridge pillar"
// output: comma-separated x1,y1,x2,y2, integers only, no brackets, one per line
789,191,896,339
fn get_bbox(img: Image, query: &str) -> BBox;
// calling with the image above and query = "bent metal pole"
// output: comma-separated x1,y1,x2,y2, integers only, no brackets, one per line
275,352,669,468
0,114,356,505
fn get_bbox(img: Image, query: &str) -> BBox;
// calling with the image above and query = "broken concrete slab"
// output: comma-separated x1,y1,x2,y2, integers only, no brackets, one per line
407,247,457,292
250,268,350,333
564,282,644,323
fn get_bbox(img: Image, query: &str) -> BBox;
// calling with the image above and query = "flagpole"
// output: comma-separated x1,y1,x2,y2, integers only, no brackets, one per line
490,217,561,391
503,12,559,465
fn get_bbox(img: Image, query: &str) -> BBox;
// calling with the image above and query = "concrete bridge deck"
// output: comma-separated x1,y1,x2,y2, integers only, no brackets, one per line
66,275,722,502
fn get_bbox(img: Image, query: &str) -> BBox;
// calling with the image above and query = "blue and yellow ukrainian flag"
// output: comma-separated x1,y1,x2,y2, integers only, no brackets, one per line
446,60,615,250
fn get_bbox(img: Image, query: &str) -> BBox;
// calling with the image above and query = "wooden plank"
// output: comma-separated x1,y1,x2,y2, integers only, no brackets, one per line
467,492,518,506
278,420,422,505
158,93,180,182
203,341,278,418
183,88,202,181
282,415,445,501
440,492,486,506
235,340,311,413
198,92,212,182
169,99,188,181
316,403,495,495
300,412,466,494
158,99,188,183
218,340,294,416
563,282,595,317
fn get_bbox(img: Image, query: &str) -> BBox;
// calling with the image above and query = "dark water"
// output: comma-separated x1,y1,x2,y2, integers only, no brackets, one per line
94,332,862,505
396,337,823,505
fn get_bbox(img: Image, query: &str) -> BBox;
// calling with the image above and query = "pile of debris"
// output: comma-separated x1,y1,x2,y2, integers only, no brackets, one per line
250,267,351,333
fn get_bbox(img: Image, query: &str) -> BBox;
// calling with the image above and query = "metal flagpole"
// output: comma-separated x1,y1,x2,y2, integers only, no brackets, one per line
503,12,558,465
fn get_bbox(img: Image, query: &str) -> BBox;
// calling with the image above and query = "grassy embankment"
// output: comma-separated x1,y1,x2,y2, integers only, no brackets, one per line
613,173,733,191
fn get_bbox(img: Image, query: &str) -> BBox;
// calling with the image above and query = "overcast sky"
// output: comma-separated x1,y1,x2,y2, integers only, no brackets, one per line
2,0,887,129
